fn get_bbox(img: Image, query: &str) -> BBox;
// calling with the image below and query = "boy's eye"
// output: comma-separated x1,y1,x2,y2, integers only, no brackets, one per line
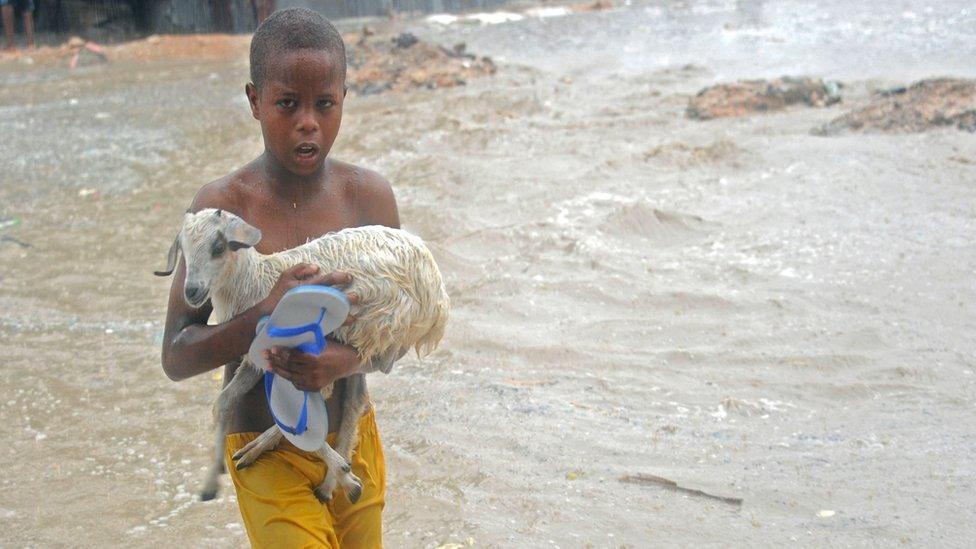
317,99,335,109
276,99,296,108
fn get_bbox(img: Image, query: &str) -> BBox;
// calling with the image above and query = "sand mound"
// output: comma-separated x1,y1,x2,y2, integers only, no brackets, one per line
602,201,707,242
815,77,976,135
552,193,708,251
687,76,840,120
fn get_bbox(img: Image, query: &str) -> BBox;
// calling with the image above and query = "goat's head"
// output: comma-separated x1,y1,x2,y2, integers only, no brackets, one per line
154,208,262,308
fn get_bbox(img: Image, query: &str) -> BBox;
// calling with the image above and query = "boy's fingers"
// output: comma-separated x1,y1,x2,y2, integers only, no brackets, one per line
265,347,294,369
322,271,352,287
288,263,318,279
341,293,359,326
270,365,300,385
269,354,303,376
294,271,338,288
268,346,292,359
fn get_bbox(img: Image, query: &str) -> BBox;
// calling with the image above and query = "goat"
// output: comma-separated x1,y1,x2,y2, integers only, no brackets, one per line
156,208,449,502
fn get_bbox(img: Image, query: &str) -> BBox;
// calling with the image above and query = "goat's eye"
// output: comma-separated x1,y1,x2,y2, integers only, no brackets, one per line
212,242,226,257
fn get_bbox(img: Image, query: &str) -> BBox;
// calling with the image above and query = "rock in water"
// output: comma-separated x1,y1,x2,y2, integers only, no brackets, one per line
815,78,976,135
686,77,841,120
393,33,419,49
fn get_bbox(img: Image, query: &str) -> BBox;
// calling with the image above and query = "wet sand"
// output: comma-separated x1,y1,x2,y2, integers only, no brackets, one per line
1,1,975,546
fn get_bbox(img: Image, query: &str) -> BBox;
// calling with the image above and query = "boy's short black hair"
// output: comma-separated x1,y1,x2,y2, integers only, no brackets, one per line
249,7,346,89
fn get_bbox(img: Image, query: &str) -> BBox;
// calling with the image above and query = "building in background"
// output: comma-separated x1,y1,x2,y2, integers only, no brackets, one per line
33,0,510,36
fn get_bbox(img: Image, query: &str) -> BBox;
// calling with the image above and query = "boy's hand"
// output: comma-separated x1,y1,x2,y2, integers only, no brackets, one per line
260,264,359,324
264,342,361,392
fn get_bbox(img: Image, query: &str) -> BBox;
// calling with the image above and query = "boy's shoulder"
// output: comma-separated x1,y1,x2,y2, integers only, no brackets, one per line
331,160,398,221
188,162,258,213
189,159,399,227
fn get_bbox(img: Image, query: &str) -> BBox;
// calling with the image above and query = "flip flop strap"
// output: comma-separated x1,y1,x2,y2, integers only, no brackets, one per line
266,308,328,355
264,372,310,436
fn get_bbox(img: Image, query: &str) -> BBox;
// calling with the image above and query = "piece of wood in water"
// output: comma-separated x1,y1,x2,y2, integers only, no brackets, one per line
619,473,743,506
0,235,32,248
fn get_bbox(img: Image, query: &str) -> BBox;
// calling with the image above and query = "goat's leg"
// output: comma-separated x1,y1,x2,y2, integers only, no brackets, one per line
200,364,263,501
232,424,282,469
314,439,363,504
335,374,368,458
315,374,369,504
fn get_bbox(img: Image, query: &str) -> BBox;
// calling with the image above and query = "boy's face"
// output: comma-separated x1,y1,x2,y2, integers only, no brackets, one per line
246,48,346,177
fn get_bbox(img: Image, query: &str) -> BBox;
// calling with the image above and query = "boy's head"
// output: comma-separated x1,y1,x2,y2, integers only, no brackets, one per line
249,7,346,91
246,8,348,177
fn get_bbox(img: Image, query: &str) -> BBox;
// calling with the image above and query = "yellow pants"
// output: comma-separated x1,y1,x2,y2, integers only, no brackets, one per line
224,408,386,548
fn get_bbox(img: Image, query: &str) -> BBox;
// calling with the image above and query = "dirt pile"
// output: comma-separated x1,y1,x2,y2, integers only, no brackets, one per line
686,76,840,120
346,31,496,95
815,78,976,135
0,30,496,94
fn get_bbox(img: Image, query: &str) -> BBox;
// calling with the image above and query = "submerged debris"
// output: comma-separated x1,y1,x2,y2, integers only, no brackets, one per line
687,77,841,120
815,78,976,135
346,30,496,95
643,140,744,167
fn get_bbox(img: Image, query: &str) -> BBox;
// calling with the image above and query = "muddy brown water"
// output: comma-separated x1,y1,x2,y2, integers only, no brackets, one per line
1,1,975,546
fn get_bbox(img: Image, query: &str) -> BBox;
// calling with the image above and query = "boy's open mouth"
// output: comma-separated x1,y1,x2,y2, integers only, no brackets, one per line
295,143,319,162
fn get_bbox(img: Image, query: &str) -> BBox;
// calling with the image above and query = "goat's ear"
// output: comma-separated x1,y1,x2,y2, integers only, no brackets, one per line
154,232,181,276
225,218,262,251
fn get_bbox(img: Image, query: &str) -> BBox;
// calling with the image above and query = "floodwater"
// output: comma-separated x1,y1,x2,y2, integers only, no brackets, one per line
2,1,975,546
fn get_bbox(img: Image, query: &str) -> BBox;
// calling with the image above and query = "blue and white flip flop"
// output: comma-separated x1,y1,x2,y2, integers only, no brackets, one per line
247,285,350,451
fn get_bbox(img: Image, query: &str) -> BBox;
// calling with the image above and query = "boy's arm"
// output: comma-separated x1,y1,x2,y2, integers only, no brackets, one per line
160,258,262,380
161,259,346,381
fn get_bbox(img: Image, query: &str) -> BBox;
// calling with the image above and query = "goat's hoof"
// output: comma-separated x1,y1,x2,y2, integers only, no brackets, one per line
231,447,247,461
234,459,252,471
200,488,218,501
314,485,333,503
346,480,363,504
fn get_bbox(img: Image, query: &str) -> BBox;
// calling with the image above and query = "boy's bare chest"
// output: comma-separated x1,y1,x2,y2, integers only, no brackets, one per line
250,202,359,254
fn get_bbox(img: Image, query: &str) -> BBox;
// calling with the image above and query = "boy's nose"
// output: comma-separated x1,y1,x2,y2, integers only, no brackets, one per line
296,109,319,134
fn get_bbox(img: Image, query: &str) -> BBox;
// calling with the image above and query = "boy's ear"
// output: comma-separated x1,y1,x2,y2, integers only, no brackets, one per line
245,82,260,120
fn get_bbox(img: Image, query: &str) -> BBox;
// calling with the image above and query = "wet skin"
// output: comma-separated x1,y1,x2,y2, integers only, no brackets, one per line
161,48,400,435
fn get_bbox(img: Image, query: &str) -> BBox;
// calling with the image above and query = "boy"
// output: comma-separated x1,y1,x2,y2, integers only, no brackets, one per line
161,8,397,547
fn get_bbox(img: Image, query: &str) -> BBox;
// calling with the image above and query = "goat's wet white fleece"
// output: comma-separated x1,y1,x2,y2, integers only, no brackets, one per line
176,207,449,365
